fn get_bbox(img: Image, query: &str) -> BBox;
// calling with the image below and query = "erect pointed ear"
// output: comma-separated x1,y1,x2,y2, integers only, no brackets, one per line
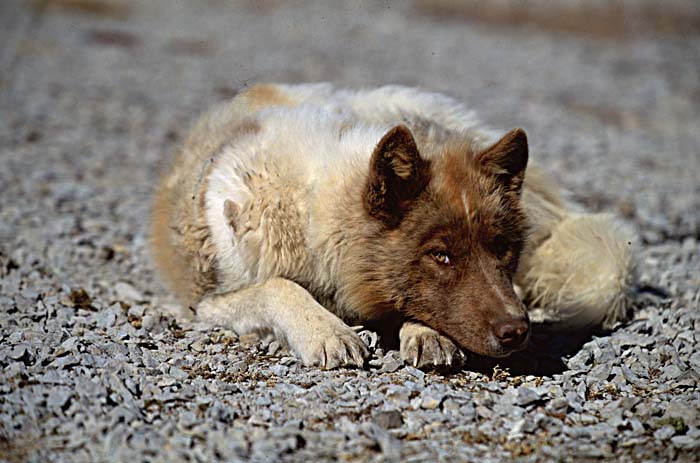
364,125,430,228
476,128,528,191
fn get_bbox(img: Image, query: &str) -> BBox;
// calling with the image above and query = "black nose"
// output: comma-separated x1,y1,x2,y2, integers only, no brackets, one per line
492,316,530,350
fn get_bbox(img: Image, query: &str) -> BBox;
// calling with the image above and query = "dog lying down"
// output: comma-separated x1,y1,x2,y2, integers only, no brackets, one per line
151,83,636,369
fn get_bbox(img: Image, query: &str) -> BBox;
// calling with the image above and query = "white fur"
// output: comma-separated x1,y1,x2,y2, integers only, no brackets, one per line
521,214,637,330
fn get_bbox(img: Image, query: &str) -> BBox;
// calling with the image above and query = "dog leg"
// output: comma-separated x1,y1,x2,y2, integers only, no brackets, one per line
197,277,369,369
399,321,464,368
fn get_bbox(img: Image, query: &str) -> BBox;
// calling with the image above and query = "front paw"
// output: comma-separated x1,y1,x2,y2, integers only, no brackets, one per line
399,322,464,369
294,324,369,369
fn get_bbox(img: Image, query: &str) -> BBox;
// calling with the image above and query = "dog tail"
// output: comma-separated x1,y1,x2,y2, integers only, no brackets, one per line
519,213,637,331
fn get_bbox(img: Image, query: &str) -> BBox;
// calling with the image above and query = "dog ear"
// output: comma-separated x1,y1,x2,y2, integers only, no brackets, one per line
476,128,528,191
365,125,430,228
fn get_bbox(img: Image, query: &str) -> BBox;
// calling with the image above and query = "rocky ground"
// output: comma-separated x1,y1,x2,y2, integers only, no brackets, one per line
1,1,699,462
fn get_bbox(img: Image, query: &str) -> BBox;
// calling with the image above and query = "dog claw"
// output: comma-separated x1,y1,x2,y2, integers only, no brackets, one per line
400,322,463,370
296,324,369,369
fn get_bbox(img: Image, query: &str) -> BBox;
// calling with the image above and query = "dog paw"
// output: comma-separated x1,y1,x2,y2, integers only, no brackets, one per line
294,324,369,369
399,322,465,369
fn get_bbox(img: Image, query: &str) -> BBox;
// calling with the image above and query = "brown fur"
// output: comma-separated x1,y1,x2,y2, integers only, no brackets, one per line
241,84,295,111
364,125,431,228
345,129,530,357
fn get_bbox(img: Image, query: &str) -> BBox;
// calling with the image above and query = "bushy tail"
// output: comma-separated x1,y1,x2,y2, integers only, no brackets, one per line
518,213,637,331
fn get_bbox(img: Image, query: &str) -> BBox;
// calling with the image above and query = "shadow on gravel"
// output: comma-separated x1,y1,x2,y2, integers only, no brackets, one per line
462,285,672,377
464,326,599,377
367,314,600,377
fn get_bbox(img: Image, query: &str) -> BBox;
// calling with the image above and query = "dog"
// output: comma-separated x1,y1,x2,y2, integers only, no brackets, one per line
151,83,636,369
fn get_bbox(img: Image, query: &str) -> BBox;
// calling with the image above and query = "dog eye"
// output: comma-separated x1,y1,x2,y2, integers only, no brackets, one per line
431,251,451,265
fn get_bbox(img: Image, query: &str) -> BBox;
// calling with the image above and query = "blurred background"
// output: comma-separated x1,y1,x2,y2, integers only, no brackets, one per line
0,0,698,292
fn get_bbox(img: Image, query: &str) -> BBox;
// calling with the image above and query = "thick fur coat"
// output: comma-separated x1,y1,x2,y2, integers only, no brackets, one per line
151,83,636,368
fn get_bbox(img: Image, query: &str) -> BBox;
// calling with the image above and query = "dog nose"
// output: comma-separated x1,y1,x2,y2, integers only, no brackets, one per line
492,316,530,350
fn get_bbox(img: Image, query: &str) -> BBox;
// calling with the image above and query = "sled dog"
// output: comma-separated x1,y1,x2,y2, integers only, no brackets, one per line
151,83,635,368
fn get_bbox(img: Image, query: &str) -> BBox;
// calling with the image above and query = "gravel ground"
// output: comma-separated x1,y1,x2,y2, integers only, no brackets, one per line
1,1,699,462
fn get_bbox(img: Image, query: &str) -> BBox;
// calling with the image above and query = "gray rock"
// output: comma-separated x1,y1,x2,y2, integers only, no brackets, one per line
663,364,684,380
591,339,618,363
169,367,189,381
567,349,592,370
404,366,425,381
95,309,117,329
8,344,29,361
373,410,404,429
476,405,494,419
46,387,73,409
661,402,699,427
620,365,640,384
51,355,81,369
141,314,161,332
507,419,527,440
515,387,543,406
59,336,80,352
190,340,207,353
653,425,676,441
378,351,402,373
114,282,145,302
267,341,280,356
547,397,569,412
229,360,248,373
269,365,289,377
671,435,699,449
361,422,401,459
613,333,655,348
588,363,613,381
420,392,443,410
127,304,146,318
442,398,461,413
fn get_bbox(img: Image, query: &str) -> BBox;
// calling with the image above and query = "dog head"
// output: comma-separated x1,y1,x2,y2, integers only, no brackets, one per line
358,125,530,357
